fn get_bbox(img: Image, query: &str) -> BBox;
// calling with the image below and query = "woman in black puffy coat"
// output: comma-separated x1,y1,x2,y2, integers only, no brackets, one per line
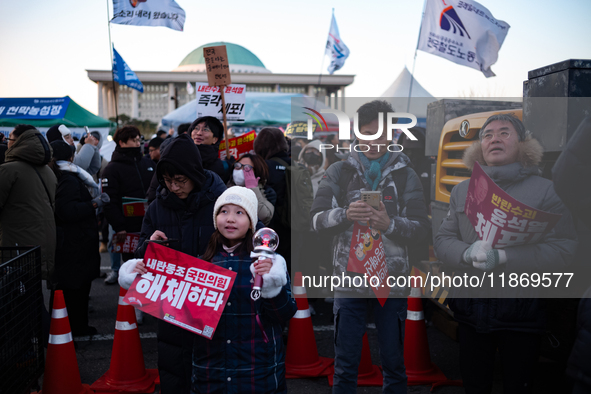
48,140,104,336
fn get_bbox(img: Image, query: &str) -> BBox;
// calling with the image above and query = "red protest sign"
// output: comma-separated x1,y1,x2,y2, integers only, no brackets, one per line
113,232,140,254
465,162,562,248
123,201,148,217
218,130,256,160
124,243,237,339
346,221,390,305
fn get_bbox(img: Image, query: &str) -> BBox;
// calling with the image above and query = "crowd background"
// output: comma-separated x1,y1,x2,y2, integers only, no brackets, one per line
0,106,590,394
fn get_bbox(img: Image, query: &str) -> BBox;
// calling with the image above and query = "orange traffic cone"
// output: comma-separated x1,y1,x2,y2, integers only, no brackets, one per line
285,272,334,378
91,287,158,394
404,287,461,388
40,290,93,394
328,333,383,386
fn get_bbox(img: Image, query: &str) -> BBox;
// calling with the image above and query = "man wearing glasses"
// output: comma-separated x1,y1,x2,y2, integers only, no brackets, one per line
189,116,233,183
101,126,155,284
434,114,578,393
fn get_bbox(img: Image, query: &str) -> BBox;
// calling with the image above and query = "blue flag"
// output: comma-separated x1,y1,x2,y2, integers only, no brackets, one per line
112,46,144,93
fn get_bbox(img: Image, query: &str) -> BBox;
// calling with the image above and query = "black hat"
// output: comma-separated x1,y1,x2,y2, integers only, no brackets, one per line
46,124,71,143
90,131,101,141
51,140,75,161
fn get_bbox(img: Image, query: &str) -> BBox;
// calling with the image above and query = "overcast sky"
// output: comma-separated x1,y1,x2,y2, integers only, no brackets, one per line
1,0,590,116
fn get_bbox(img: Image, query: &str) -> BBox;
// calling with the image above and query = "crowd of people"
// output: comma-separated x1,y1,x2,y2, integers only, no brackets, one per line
0,101,590,394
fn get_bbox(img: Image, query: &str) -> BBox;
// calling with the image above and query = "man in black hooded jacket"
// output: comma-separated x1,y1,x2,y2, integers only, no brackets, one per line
102,126,155,283
134,133,226,394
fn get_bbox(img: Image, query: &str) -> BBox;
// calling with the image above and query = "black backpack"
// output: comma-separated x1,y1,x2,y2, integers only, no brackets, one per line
271,157,314,231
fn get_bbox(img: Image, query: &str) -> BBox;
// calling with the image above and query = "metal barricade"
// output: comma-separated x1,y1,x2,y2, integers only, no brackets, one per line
0,246,44,394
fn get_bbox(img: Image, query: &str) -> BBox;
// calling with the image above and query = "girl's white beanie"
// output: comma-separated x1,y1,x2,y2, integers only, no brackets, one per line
213,186,258,232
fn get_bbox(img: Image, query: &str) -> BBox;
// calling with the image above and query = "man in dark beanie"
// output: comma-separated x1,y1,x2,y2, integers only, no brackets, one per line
46,124,74,146
132,133,226,393
189,116,233,182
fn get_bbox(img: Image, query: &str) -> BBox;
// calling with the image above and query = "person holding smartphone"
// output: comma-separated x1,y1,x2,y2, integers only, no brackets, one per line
311,100,430,393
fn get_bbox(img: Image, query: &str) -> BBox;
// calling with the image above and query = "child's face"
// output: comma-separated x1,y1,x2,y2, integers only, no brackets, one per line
217,204,251,246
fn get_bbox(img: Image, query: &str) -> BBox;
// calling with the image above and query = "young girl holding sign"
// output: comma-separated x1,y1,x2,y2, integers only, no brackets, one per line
121,186,296,394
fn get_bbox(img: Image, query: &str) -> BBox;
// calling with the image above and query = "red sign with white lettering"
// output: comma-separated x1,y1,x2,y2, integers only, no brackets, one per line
124,243,237,339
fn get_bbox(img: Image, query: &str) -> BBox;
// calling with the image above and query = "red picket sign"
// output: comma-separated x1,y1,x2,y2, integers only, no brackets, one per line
124,243,237,339
218,130,256,160
346,221,390,306
113,232,141,254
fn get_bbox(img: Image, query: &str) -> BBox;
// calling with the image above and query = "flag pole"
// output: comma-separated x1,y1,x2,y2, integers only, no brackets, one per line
314,8,334,110
407,0,427,113
220,87,230,160
106,0,119,125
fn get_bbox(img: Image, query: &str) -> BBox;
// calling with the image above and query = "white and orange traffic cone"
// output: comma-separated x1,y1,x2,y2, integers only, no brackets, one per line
285,272,334,378
40,290,93,394
91,287,158,394
328,333,383,387
404,286,462,388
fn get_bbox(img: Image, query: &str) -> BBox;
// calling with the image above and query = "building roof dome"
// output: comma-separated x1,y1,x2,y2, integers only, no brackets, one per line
173,42,271,73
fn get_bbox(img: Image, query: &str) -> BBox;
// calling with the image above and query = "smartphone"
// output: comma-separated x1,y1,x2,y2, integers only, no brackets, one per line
147,239,178,245
360,191,382,210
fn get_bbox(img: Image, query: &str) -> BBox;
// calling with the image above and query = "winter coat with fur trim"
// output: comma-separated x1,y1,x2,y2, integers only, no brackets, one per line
311,147,430,297
434,136,578,333
0,129,57,286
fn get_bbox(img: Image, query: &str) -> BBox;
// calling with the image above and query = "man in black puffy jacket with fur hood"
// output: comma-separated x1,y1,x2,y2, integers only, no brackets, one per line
134,133,226,393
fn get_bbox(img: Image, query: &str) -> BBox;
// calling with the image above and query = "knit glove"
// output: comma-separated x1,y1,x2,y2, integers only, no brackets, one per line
463,240,492,265
244,168,260,189
91,193,110,208
249,254,288,299
473,249,507,272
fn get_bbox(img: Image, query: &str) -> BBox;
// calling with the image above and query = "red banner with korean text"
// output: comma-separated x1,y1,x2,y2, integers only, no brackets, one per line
113,232,140,254
218,130,255,160
465,162,561,248
123,243,237,339
346,221,390,306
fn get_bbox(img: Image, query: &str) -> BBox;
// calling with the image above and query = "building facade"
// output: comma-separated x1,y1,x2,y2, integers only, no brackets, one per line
87,42,354,124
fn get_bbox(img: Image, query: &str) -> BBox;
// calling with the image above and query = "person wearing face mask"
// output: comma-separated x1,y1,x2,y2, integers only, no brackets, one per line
189,116,234,183
298,139,327,198
227,153,276,226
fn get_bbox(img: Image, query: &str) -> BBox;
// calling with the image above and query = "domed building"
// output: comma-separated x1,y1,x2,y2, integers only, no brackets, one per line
87,42,354,124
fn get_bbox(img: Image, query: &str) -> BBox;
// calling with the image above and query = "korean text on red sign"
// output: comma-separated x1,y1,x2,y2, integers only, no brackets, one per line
464,162,561,248
218,130,255,160
124,243,237,339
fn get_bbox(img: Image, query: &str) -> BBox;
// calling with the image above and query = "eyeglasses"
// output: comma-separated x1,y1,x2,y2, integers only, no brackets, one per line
481,131,512,141
163,176,190,187
193,126,212,134
234,163,253,171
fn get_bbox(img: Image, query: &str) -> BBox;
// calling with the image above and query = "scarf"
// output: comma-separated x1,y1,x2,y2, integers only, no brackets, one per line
358,152,390,191
57,160,100,198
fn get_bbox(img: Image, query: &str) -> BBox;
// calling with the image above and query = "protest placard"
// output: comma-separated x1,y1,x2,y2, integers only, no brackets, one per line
465,162,561,248
122,197,148,217
203,45,231,87
218,130,255,160
195,83,246,122
347,222,390,305
113,232,141,254
124,243,237,339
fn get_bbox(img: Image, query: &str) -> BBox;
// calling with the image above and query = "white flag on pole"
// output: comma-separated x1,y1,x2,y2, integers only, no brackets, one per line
325,13,350,74
417,0,510,77
186,82,195,95
111,0,186,32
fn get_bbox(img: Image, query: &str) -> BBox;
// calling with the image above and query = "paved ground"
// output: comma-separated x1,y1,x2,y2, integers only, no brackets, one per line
33,252,574,393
